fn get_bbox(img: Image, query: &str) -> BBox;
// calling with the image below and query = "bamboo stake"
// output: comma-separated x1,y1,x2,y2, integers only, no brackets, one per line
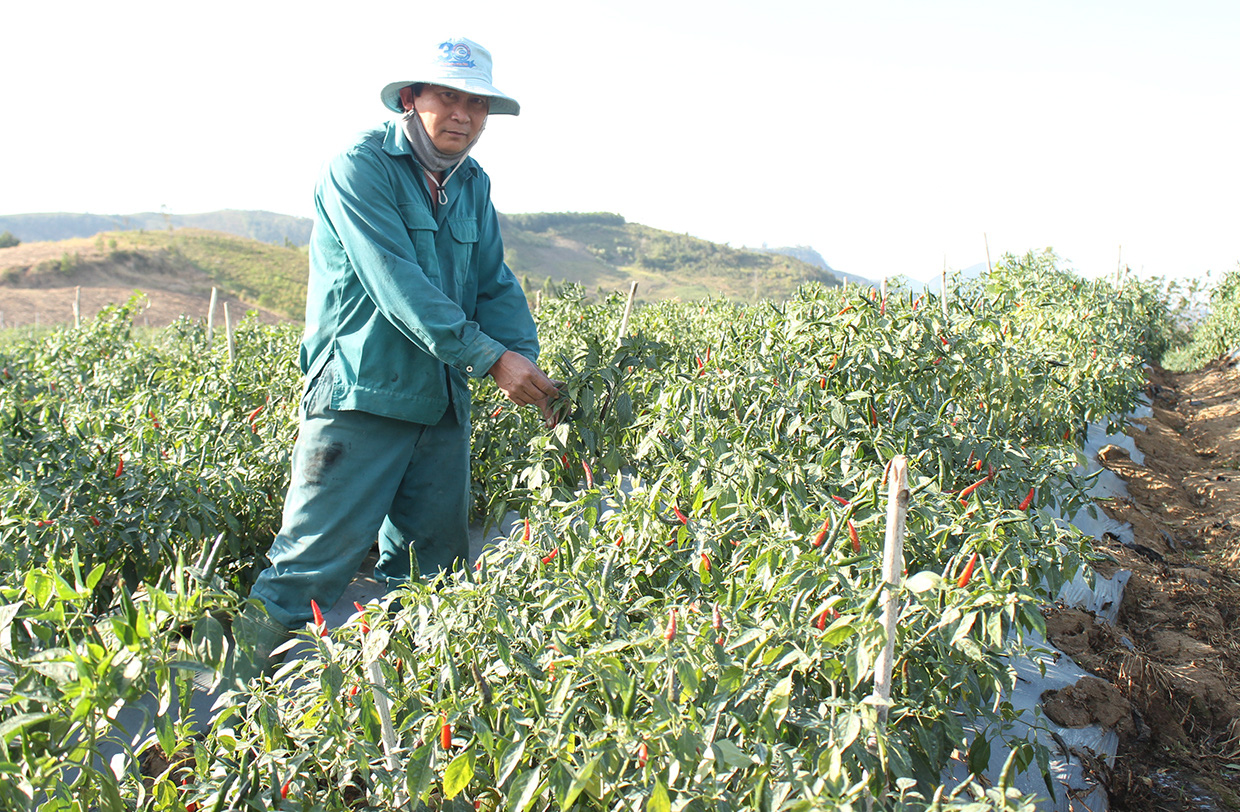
873,455,909,729
941,258,949,318
224,302,235,366
368,659,401,775
73,286,81,328
984,234,992,274
207,287,218,343
615,281,639,350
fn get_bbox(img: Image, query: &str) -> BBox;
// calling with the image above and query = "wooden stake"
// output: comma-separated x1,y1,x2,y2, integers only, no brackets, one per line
73,287,81,328
207,287,218,343
941,258,949,318
615,281,639,350
224,302,235,366
873,455,909,729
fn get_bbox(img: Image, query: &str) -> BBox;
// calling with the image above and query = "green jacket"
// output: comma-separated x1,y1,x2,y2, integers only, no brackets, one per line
302,121,538,425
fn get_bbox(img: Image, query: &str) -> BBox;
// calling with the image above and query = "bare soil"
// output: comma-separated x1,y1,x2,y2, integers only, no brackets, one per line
0,238,285,329
1046,363,1240,810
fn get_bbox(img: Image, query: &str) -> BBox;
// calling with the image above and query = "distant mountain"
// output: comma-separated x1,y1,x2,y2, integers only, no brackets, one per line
0,210,313,246
0,211,840,302
0,211,843,328
748,244,870,287
500,213,840,302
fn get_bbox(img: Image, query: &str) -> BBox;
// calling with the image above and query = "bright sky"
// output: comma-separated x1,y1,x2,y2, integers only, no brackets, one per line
3,0,1237,285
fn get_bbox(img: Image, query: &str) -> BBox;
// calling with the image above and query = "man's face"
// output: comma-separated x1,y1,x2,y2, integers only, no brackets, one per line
401,84,490,153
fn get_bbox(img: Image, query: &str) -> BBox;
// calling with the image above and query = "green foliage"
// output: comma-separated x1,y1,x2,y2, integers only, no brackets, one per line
1162,266,1240,370
0,259,1167,810
0,230,19,248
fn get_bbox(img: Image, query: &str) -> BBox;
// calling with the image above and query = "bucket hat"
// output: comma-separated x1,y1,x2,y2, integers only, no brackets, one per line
381,37,520,116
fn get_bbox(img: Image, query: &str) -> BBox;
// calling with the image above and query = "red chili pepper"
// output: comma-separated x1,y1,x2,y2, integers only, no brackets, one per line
712,603,723,631
811,516,830,548
664,609,678,642
281,778,292,799
1064,428,1072,441
974,458,984,472
354,601,368,633
820,376,826,389
311,599,328,636
522,518,531,542
616,533,624,547
583,461,594,489
541,548,558,565
561,454,569,469
1018,487,1035,511
848,520,860,553
247,405,263,427
441,717,452,750
940,335,950,346
114,456,124,478
90,515,100,526
828,354,838,369
957,553,978,588
700,553,711,572
958,475,990,505
490,405,503,418
879,297,886,316
831,495,850,507
638,742,649,767
673,506,689,525
836,305,852,316
869,404,878,427
814,609,829,631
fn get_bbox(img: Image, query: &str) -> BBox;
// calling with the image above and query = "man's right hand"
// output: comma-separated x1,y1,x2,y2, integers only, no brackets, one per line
488,351,562,425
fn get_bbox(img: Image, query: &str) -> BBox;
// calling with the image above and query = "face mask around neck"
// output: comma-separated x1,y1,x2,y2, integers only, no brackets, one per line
401,109,481,172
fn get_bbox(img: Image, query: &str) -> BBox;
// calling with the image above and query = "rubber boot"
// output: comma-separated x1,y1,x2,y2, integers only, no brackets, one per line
224,602,293,688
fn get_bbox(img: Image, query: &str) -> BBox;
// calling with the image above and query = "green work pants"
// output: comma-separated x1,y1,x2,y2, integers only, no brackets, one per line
249,358,470,630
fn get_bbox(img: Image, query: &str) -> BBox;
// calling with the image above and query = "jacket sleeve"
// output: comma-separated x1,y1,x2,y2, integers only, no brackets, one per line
317,144,508,379
472,188,541,364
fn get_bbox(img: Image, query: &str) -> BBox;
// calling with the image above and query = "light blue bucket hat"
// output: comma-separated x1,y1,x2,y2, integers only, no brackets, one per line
381,37,520,116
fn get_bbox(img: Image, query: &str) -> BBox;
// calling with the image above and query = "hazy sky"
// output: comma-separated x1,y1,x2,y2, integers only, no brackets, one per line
3,0,1237,284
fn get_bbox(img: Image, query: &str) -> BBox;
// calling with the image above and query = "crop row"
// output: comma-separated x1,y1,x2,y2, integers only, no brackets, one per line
0,251,1174,810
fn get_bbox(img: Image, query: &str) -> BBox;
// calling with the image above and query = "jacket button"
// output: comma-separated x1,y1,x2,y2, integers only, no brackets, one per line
465,365,474,373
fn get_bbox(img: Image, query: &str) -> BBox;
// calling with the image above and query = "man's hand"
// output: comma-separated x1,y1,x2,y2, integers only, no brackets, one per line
488,351,562,426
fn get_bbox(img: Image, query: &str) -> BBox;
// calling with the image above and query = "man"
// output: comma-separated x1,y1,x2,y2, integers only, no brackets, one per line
232,36,557,678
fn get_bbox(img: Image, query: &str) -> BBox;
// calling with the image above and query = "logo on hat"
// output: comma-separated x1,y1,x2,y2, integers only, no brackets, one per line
438,41,476,68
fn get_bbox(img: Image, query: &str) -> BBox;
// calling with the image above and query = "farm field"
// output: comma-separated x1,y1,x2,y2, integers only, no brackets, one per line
1,251,1238,811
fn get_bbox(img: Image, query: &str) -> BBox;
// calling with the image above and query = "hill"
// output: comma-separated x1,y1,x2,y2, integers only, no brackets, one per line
499,212,839,301
0,210,313,247
0,228,307,328
0,211,841,329
745,243,870,287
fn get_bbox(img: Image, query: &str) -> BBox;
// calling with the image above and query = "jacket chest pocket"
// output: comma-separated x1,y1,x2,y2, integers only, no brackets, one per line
398,203,441,283
447,218,478,277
